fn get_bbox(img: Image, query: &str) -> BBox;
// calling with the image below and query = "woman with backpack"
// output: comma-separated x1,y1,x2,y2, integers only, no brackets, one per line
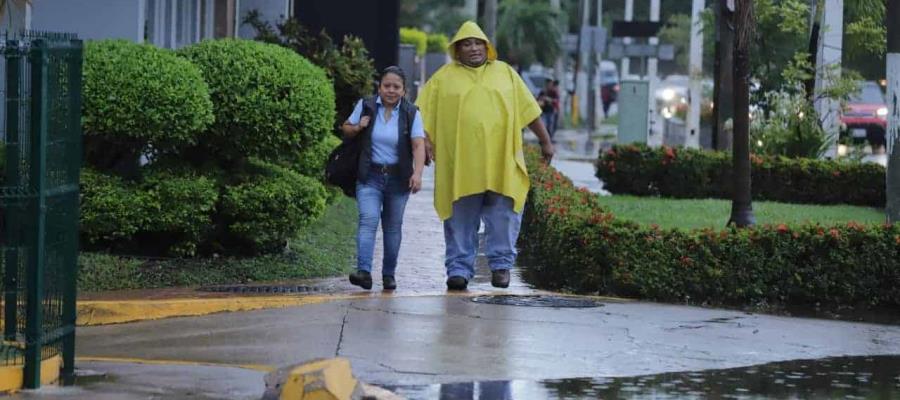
340,66,427,290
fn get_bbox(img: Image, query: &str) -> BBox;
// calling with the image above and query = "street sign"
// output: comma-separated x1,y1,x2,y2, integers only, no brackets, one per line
606,43,675,60
611,21,664,38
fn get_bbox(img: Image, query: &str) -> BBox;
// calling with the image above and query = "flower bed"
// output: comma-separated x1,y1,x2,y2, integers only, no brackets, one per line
520,148,900,308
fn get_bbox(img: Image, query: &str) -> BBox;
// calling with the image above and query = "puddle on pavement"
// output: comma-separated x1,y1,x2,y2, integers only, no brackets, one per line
384,355,900,399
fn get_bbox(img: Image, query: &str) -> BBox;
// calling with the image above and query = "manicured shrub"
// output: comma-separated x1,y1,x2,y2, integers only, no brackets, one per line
140,169,219,256
179,39,335,163
521,147,900,309
219,160,328,253
243,12,376,132
82,40,213,171
426,33,449,53
80,168,218,256
597,144,885,207
400,27,428,56
80,169,148,244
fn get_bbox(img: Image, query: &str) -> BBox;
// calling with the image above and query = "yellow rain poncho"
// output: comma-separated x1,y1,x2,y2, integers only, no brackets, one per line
416,21,542,220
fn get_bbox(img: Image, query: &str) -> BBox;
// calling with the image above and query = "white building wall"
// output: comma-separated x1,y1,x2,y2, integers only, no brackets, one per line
30,0,145,42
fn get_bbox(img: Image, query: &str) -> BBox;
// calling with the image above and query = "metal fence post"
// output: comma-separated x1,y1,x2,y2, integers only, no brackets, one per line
23,38,49,390
3,41,21,343
61,38,83,380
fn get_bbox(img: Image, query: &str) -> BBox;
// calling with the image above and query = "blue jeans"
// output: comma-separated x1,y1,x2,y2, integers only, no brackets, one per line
443,192,523,280
541,111,557,138
356,169,410,276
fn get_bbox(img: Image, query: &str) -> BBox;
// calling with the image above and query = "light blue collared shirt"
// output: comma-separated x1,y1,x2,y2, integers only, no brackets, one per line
346,97,425,164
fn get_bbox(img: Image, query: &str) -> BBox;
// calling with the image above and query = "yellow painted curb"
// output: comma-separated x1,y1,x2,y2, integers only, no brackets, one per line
76,356,275,373
76,294,358,326
0,355,61,393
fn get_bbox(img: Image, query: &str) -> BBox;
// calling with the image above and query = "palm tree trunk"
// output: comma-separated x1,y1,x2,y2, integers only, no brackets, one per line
728,0,755,227
484,0,498,43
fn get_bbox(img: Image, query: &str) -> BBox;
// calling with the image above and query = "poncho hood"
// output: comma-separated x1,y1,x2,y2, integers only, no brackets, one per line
448,21,498,62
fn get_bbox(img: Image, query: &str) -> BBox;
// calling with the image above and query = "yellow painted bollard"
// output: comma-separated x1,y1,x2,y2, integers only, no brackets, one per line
263,358,364,400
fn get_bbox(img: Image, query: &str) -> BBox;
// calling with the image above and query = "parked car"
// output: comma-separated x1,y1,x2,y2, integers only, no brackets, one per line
840,81,888,150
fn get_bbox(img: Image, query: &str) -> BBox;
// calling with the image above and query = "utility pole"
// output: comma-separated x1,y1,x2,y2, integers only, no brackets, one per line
646,0,661,146
595,0,604,126
686,0,704,148
484,0,497,43
621,0,633,78
551,0,567,123
712,0,735,151
575,0,590,126
813,0,843,158
729,0,755,227
886,0,900,222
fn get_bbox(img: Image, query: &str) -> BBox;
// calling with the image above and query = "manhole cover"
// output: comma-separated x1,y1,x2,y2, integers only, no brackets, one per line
197,284,326,294
470,295,602,308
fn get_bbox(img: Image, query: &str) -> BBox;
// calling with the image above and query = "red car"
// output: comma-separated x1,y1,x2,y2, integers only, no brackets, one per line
841,81,888,150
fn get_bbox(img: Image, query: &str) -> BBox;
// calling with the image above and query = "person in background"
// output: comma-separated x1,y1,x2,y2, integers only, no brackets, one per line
537,79,560,140
341,66,426,291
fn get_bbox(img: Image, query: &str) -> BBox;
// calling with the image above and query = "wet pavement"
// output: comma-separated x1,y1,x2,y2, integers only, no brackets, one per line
388,355,900,399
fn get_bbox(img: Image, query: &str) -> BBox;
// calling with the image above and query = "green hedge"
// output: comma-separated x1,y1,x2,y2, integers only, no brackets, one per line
82,40,213,169
219,159,328,254
179,39,335,163
426,33,449,53
521,148,900,308
597,144,885,207
400,27,428,56
80,168,218,256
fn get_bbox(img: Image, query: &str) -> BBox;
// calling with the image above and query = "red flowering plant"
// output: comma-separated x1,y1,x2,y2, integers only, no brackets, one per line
522,146,900,309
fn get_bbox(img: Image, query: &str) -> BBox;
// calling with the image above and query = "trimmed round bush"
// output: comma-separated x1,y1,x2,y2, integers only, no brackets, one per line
294,134,341,178
82,40,213,167
141,169,219,256
80,168,150,244
178,39,335,163
80,168,218,256
220,159,328,253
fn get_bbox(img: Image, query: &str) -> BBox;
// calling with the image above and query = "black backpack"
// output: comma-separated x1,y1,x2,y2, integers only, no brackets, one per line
324,97,417,198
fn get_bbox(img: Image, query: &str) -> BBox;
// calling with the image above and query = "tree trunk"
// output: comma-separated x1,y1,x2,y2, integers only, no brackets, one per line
886,0,900,222
484,0,498,43
712,0,735,151
729,0,755,227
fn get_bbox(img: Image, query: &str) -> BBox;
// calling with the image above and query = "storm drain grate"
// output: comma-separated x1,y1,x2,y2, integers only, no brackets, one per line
197,284,328,294
470,295,603,308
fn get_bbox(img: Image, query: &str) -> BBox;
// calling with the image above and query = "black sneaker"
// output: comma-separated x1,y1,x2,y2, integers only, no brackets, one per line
383,275,396,291
491,269,510,288
446,276,468,291
349,270,372,290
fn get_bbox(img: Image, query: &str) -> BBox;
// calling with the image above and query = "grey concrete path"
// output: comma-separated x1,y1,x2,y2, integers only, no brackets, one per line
75,296,900,388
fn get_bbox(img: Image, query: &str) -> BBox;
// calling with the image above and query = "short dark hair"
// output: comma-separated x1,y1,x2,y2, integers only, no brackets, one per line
379,66,407,89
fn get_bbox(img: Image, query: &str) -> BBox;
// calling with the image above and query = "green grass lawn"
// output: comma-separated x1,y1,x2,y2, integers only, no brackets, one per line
79,195,359,292
596,195,885,230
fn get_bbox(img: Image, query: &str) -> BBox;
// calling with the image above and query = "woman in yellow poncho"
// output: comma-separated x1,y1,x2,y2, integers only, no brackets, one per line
416,21,555,291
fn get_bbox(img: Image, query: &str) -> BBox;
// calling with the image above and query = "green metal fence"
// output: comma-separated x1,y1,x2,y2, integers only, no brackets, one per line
0,32,81,389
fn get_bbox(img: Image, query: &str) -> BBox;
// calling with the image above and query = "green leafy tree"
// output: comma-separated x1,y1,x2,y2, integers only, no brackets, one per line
495,0,562,67
244,10,376,130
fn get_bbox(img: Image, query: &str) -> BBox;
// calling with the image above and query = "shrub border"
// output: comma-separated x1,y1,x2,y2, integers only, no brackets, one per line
521,148,900,309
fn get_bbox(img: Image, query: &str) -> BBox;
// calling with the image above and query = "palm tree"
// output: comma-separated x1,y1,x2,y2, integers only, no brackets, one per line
495,0,562,68
729,0,755,227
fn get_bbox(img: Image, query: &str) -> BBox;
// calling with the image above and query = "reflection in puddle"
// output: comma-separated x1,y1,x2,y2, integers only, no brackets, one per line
386,355,900,399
